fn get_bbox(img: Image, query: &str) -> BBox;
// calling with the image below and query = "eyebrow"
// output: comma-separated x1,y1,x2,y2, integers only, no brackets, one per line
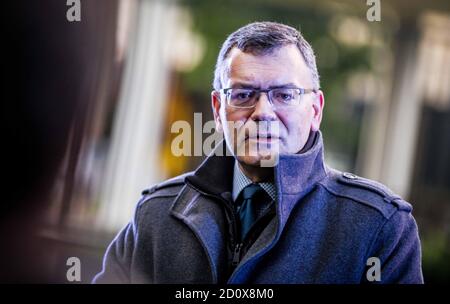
230,82,298,89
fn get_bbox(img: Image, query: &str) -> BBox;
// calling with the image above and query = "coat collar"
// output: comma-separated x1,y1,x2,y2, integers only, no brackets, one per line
273,131,328,227
184,140,235,197
186,131,327,199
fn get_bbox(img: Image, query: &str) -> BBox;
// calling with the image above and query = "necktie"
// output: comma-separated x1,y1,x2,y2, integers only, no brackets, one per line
236,184,269,241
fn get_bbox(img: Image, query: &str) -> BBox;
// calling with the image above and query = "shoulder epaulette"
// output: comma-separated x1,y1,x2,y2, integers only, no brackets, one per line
320,171,412,217
141,172,192,196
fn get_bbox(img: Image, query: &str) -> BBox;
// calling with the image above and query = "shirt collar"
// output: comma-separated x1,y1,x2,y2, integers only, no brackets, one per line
232,161,277,202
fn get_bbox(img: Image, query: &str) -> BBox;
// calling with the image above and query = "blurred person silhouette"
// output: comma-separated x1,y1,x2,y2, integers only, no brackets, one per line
1,0,117,282
94,22,423,284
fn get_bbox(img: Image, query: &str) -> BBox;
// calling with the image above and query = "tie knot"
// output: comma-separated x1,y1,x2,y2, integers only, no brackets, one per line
241,183,264,200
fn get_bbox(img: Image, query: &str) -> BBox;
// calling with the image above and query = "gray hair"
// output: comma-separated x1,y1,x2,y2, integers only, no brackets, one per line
213,21,320,91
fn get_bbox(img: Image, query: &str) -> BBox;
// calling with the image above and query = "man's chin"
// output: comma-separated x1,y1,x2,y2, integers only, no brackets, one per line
232,139,281,167
235,151,279,168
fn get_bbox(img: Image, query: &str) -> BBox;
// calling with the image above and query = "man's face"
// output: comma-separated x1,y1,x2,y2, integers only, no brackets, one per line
212,44,324,167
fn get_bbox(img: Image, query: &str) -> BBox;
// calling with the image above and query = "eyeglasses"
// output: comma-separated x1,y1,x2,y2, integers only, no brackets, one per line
219,87,317,109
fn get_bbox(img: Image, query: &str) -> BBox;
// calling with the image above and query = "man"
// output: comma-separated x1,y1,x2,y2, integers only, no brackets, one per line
94,22,423,283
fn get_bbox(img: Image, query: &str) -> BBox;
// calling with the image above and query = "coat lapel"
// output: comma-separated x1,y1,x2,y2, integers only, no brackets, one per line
169,184,229,283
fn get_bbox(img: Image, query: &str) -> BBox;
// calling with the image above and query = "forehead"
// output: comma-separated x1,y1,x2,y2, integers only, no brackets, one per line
223,44,313,88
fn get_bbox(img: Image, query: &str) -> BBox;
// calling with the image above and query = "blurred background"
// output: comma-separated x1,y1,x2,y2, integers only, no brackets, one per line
2,0,449,283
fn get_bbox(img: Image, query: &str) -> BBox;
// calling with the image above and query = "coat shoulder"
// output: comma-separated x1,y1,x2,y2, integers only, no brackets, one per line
319,169,412,219
138,172,193,208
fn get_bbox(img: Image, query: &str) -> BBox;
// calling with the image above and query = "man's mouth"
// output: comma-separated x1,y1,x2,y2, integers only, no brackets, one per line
246,134,280,142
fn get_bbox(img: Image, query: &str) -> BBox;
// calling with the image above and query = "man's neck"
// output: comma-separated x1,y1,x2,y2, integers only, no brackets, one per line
237,162,274,183
236,131,318,183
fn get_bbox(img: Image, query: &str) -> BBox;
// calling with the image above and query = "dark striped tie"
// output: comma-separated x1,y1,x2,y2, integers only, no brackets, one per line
236,184,269,241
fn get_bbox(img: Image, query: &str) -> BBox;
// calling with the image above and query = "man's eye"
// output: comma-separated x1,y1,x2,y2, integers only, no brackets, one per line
274,91,295,101
281,94,293,100
233,91,253,100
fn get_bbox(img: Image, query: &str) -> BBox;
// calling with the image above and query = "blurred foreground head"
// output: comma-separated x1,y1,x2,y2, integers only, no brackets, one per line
1,0,115,282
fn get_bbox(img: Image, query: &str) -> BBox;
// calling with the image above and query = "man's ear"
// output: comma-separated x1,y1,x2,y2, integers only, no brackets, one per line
211,91,223,133
311,90,325,132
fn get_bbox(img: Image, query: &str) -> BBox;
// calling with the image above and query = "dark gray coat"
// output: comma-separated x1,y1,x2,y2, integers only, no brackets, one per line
93,132,423,283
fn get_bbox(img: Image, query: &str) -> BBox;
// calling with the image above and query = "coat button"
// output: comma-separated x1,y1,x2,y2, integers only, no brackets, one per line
343,172,358,179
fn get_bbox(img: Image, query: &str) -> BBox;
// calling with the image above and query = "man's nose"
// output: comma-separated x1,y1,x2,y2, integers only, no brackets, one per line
250,92,277,121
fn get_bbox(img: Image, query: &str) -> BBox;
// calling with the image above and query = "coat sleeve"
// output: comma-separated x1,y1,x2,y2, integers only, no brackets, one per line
92,200,144,284
91,222,136,284
366,209,424,283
